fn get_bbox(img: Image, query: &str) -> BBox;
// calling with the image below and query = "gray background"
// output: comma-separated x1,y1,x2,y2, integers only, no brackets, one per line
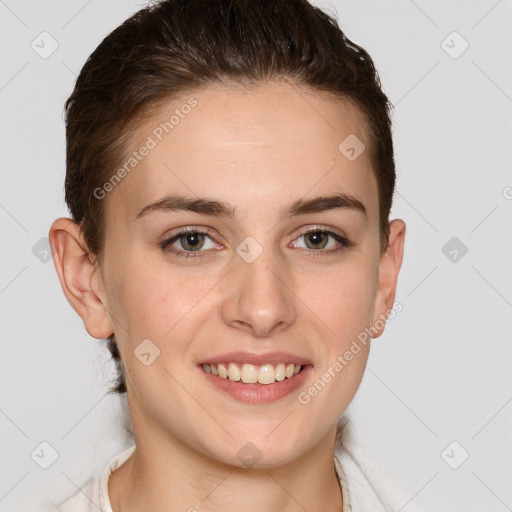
1,0,511,510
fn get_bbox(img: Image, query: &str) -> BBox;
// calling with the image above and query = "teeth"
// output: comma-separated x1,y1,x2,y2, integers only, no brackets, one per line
275,363,286,381
258,364,275,385
241,364,258,384
228,362,240,381
202,362,303,385
217,363,228,378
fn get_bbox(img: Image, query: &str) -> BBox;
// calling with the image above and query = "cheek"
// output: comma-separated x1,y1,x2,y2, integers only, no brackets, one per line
110,253,209,341
295,265,375,427
298,257,378,343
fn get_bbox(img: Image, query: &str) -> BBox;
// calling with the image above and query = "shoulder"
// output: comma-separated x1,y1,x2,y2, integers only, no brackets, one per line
42,445,136,512
41,478,100,512
335,437,430,512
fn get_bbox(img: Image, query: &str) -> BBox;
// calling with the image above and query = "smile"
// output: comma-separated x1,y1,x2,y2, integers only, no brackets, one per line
198,351,312,403
202,362,303,385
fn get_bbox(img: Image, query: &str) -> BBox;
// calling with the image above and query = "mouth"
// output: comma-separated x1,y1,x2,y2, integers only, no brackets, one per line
197,352,313,404
202,362,305,385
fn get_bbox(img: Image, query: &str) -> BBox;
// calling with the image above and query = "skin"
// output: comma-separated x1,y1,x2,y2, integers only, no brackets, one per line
49,80,405,512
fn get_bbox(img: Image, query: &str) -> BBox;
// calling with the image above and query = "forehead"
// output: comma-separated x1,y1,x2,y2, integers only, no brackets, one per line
105,81,377,224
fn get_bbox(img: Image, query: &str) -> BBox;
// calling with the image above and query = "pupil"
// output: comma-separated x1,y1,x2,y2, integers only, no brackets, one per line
183,232,203,250
306,232,327,249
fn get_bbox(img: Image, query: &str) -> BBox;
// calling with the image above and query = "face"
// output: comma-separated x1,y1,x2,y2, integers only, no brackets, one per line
54,81,405,468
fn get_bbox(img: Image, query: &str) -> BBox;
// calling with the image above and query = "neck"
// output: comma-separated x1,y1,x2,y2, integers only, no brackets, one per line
109,424,343,512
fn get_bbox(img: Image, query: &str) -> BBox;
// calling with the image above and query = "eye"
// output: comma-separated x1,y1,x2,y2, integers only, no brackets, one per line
159,225,353,260
159,227,220,259
290,227,353,255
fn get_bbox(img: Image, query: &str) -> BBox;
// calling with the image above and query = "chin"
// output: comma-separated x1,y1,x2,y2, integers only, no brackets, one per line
207,427,316,469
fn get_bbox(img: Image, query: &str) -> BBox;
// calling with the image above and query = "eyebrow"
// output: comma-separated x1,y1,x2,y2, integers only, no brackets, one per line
134,192,367,221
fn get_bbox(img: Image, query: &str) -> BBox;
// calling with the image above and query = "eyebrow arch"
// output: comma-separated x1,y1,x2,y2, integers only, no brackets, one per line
134,192,367,221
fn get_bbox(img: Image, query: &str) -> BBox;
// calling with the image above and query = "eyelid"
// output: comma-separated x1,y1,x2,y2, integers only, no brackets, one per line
159,224,353,258
290,224,354,253
158,226,220,252
294,224,349,241
161,226,220,244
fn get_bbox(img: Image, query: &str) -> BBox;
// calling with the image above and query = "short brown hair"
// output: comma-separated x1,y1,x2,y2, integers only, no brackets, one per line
64,0,395,395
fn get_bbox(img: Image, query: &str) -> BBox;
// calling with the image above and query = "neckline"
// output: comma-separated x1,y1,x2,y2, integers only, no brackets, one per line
99,445,351,511
99,445,136,512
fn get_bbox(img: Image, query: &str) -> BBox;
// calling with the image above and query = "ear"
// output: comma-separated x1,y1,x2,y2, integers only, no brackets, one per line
48,217,114,339
370,219,406,339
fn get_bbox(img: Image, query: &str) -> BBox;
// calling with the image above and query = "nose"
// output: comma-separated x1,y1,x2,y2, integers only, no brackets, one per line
220,243,297,338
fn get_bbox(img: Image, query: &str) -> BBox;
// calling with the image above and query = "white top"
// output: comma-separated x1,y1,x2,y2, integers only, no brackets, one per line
46,440,428,512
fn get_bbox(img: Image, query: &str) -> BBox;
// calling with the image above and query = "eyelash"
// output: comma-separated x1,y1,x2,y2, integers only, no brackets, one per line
159,226,354,260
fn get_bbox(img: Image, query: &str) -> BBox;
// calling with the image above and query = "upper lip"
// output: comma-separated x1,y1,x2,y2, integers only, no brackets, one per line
198,351,312,367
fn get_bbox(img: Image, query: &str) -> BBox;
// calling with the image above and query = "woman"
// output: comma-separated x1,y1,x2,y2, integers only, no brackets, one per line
47,0,415,510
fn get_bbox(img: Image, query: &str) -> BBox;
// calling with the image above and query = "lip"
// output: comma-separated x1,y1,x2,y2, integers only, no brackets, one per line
197,351,312,367
200,364,313,404
197,352,313,404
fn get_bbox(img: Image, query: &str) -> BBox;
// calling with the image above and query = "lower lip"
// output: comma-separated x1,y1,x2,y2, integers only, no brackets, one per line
199,365,313,404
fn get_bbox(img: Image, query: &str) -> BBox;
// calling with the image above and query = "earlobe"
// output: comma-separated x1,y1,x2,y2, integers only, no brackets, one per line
48,217,114,339
370,219,406,339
